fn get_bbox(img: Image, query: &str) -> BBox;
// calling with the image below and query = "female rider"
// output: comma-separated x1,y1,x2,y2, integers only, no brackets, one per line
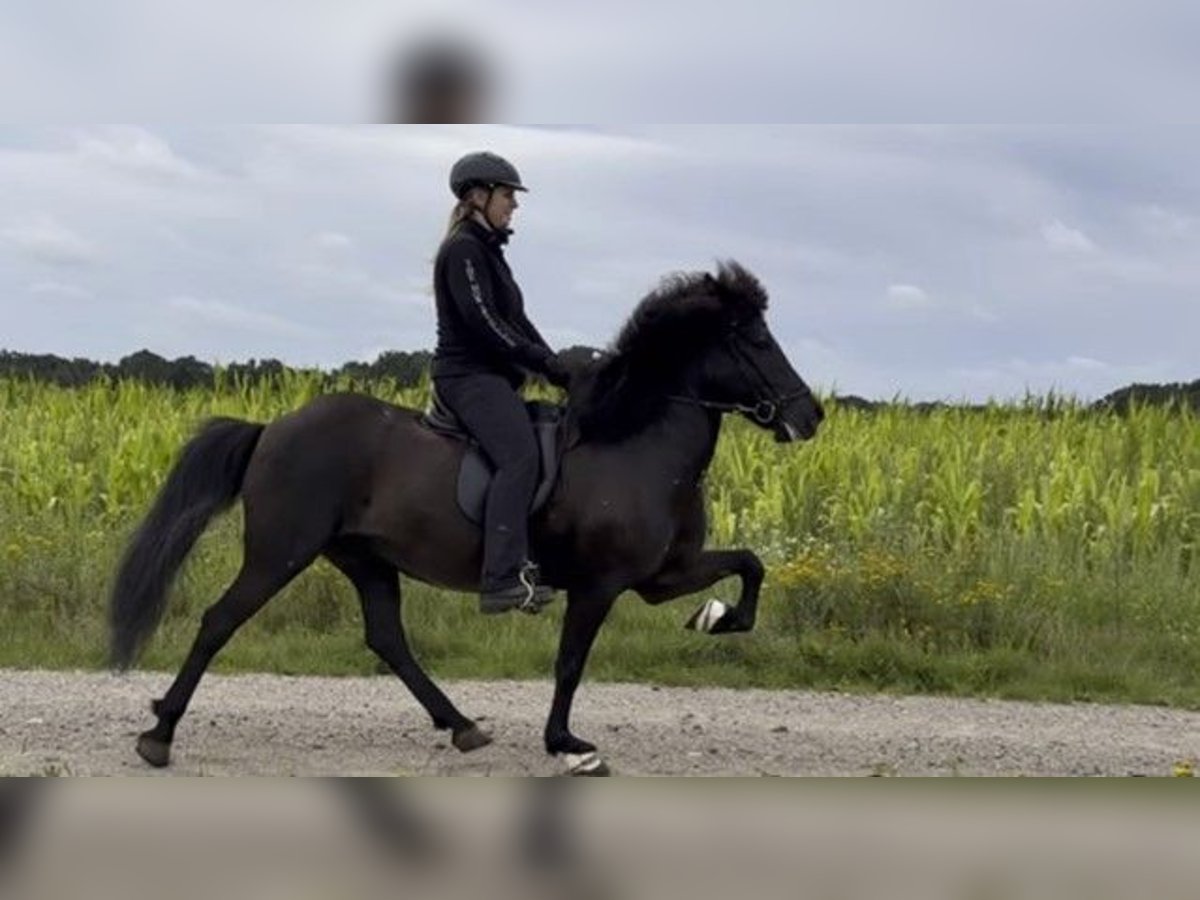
431,151,571,614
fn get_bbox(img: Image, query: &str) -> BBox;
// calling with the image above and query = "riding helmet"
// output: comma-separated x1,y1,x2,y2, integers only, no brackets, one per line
449,151,528,198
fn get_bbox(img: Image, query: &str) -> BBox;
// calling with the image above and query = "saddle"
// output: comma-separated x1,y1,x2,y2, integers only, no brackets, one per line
421,386,563,526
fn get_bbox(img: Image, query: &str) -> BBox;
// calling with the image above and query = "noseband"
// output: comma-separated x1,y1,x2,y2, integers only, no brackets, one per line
667,333,811,426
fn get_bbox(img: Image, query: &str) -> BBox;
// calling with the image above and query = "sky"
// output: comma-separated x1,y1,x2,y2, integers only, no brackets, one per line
1,0,1198,402
2,124,1198,402
3,0,1200,121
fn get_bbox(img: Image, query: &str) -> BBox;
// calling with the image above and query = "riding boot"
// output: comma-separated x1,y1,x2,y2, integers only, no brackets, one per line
480,561,555,615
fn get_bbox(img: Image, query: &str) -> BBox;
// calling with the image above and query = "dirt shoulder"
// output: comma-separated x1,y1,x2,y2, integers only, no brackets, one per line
1,669,1197,776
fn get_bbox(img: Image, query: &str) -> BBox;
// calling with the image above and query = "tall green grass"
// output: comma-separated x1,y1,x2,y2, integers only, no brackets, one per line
2,374,1197,706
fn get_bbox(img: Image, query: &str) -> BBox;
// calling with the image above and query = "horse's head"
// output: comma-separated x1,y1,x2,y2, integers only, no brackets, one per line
683,263,825,442
572,261,825,443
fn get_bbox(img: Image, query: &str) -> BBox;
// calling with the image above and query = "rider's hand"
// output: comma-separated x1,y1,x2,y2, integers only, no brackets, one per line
544,354,573,390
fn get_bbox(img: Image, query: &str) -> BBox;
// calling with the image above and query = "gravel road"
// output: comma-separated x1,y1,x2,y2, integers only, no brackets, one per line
1,669,1197,776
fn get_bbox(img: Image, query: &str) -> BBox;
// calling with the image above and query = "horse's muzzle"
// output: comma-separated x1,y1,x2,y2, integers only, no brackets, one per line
775,397,824,443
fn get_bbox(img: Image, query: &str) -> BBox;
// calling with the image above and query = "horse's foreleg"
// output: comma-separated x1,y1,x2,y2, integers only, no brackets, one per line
544,590,617,775
635,549,764,634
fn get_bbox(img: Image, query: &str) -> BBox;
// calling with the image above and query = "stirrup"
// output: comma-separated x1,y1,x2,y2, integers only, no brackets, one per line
517,564,555,615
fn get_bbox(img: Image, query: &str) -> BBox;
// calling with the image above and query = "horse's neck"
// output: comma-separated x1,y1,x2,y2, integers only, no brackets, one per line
564,390,722,484
635,400,723,486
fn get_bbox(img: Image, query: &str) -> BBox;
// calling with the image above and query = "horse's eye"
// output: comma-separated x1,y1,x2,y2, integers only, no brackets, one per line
744,325,771,347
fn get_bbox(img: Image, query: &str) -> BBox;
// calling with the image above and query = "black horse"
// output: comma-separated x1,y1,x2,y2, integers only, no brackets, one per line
109,261,825,775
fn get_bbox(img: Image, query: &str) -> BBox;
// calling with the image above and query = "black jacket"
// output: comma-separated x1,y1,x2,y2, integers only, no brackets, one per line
432,218,555,387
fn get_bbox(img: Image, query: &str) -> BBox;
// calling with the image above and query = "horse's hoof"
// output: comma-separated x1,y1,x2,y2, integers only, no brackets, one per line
136,734,171,768
686,598,729,633
452,724,493,753
560,751,611,777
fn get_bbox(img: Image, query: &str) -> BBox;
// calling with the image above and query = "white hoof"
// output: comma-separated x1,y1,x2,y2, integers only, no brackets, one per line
560,751,610,776
686,598,728,634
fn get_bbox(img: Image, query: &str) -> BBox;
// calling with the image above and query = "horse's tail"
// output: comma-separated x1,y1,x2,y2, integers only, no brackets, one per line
109,417,265,670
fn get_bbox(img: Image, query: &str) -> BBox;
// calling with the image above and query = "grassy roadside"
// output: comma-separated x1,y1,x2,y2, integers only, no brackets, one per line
2,512,1197,709
2,376,1197,709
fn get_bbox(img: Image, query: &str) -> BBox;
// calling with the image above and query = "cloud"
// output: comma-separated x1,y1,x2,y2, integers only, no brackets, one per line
886,283,933,309
1042,219,1096,253
289,260,429,309
1004,355,1115,379
167,295,316,337
259,124,675,165
3,124,1199,402
1,215,99,266
231,125,667,201
780,336,846,393
949,354,1175,401
28,280,94,300
4,0,1200,121
72,127,206,181
314,231,354,250
1133,204,1199,240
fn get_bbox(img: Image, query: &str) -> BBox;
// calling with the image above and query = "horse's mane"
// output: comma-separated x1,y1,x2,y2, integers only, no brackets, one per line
570,260,769,443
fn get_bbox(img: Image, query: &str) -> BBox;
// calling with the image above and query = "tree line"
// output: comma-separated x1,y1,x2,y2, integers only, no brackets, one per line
1,347,1196,413
0,348,432,390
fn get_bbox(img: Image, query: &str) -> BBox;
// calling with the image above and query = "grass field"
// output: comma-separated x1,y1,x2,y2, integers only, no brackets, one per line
2,373,1198,707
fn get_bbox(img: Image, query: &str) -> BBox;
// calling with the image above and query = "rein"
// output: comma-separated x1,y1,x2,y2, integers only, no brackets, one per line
665,392,806,426
667,333,809,426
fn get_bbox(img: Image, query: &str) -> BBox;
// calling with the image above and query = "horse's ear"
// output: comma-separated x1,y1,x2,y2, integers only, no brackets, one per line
702,272,726,306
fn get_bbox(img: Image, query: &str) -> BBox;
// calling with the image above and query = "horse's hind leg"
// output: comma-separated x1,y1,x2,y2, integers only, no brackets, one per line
135,555,312,768
326,544,490,754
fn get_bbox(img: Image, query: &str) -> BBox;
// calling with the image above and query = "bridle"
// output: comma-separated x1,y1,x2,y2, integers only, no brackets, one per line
667,393,800,426
667,331,811,427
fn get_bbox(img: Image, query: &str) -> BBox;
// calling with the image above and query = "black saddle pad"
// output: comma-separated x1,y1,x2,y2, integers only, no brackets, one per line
422,392,562,526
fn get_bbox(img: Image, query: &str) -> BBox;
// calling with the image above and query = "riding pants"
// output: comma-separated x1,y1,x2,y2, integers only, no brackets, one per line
434,373,539,592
